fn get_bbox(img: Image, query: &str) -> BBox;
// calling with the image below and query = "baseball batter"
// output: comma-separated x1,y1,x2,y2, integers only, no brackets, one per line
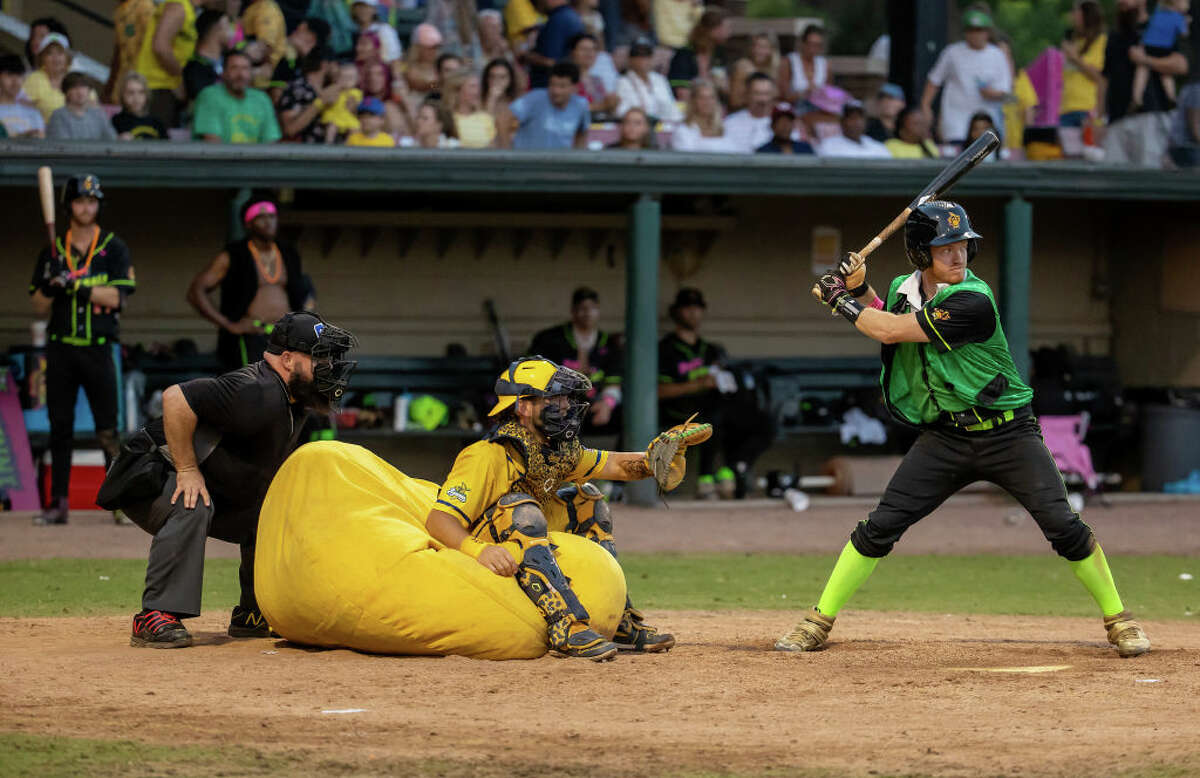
776,201,1150,658
424,357,710,661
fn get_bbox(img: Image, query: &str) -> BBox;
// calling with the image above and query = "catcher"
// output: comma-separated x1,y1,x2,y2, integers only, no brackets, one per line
425,356,711,661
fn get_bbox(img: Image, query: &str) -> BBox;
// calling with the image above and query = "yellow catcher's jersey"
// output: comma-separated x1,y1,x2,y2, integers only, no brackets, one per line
435,439,608,532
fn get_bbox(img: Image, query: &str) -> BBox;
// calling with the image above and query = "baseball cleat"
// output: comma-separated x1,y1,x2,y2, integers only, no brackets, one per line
614,607,675,652
774,608,835,652
549,624,619,662
33,498,69,526
1104,611,1151,657
228,606,279,638
130,610,193,648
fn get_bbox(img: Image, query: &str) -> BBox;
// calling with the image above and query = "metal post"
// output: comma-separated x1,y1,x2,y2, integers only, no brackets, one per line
228,188,252,243
1002,195,1033,381
623,194,660,507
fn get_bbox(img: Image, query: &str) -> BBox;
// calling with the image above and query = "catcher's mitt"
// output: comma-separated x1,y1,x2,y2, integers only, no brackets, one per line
644,414,713,492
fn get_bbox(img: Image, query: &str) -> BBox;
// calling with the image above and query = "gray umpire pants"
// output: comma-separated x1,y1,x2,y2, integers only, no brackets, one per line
124,471,258,619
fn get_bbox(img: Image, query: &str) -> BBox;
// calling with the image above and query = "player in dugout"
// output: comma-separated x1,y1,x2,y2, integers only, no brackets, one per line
776,200,1150,658
424,357,711,661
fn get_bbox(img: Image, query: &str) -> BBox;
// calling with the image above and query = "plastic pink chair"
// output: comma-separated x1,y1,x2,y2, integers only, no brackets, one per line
1041,413,1098,490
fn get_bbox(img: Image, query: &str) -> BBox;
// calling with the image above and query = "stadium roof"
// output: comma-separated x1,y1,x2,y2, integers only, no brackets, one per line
3,141,1198,200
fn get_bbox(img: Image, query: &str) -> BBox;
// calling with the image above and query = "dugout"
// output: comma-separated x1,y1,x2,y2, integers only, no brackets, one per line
2,143,1199,500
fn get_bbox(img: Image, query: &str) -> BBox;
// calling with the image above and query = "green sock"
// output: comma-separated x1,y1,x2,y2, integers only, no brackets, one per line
814,540,880,617
1069,544,1125,618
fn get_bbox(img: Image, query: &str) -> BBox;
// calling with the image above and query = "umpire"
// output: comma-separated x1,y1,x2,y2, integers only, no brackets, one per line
29,174,135,525
777,200,1150,658
104,312,356,648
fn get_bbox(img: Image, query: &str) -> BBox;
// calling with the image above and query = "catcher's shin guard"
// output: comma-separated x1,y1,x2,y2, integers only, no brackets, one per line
517,546,616,661
774,608,835,652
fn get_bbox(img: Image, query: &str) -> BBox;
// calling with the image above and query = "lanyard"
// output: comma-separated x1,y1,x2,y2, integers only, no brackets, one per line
64,227,100,279
248,241,282,284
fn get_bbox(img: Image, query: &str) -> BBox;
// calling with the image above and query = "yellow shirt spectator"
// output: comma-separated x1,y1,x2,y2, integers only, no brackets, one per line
347,130,397,147
321,88,363,131
22,70,65,121
1003,69,1038,150
241,0,287,87
112,0,155,101
653,0,702,50
885,137,939,159
454,111,497,148
1060,33,1106,116
136,0,199,91
503,0,543,46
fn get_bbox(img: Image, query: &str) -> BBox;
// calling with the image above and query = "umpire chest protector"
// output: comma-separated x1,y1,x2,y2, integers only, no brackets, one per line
881,270,1032,427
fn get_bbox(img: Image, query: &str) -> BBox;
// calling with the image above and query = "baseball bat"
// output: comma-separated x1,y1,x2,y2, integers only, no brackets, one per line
844,129,1000,275
483,298,513,365
37,166,56,259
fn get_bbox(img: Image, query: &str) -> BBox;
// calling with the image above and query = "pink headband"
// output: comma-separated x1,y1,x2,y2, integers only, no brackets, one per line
244,201,277,224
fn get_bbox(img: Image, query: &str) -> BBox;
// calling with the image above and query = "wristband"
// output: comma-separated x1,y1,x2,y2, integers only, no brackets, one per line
831,294,864,324
848,281,868,297
458,536,488,559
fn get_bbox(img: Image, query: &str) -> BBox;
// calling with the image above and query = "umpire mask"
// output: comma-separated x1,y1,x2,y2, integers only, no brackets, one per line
268,312,358,411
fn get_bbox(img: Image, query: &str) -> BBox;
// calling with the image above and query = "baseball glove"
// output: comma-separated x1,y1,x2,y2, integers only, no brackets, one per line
644,414,713,492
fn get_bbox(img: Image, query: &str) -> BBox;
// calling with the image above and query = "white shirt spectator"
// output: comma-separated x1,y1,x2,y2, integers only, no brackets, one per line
785,52,828,97
817,133,892,158
616,70,681,122
591,51,619,94
369,22,404,63
926,41,1010,142
722,109,772,152
671,123,740,152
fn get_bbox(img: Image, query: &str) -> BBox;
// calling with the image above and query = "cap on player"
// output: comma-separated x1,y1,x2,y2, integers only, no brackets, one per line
489,357,592,417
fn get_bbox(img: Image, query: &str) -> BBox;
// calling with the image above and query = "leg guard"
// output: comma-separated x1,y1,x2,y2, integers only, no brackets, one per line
557,482,617,557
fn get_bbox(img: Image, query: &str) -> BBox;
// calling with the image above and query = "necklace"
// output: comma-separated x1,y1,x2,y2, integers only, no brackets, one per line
64,226,100,278
248,241,281,284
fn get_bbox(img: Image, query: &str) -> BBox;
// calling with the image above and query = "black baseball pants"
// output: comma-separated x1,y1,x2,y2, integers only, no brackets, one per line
851,417,1094,561
46,342,119,498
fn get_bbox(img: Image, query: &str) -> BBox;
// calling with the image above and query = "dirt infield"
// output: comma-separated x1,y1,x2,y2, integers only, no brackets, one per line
2,610,1197,777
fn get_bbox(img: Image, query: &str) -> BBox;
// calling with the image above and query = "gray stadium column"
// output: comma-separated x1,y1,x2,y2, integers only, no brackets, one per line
228,188,252,242
623,194,660,507
1001,195,1032,381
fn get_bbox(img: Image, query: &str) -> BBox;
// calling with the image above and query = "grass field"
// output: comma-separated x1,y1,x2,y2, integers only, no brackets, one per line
1,553,1196,620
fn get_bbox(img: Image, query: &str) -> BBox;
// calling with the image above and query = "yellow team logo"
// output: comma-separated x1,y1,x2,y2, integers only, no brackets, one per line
931,308,951,322
947,213,961,229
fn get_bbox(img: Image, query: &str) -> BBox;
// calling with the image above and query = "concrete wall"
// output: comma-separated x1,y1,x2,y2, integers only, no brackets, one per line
0,186,1156,380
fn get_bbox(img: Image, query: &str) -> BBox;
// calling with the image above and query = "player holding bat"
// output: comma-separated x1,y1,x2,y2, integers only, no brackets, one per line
774,199,1151,659
29,172,136,525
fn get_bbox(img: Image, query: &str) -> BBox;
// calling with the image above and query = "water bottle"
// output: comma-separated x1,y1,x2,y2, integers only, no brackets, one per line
783,488,810,512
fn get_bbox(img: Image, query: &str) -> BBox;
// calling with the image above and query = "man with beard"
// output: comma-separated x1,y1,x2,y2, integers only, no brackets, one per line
29,174,136,525
424,357,711,660
115,312,357,647
187,198,315,373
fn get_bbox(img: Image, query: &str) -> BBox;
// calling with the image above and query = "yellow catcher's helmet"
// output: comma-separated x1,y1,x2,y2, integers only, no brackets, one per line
488,357,592,417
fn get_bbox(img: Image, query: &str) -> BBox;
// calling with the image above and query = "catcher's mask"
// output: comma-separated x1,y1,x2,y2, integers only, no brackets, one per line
266,312,358,409
489,357,592,443
904,200,981,270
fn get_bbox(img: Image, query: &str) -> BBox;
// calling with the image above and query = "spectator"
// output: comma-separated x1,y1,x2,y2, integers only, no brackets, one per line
657,287,774,500
278,50,336,143
1059,0,1106,127
192,50,282,143
1131,0,1188,110
756,101,813,154
445,69,496,147
137,0,224,128
346,96,396,146
268,17,331,101
403,98,459,148
799,83,850,142
527,0,585,89
183,10,232,104
1168,79,1200,167
572,0,606,43
478,9,514,64
723,71,775,152
112,71,168,139
360,59,413,136
612,0,654,68
920,8,1010,144
780,24,829,105
503,0,544,56
105,0,154,103
0,55,45,138
403,24,443,95
571,33,620,115
729,33,778,111
508,61,590,149
24,33,72,121
241,0,288,88
436,52,465,89
47,72,117,141
963,110,1000,160
528,286,623,435
425,0,483,63
671,78,736,152
866,82,906,142
884,106,938,158
616,38,681,122
667,7,731,103
356,30,385,71
319,60,363,142
24,17,68,72
651,0,699,51
608,106,654,148
1101,0,1186,166
817,102,892,158
350,0,403,64
482,58,518,145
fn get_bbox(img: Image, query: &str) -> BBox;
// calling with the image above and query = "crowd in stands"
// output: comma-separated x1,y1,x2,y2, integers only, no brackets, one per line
0,0,1196,167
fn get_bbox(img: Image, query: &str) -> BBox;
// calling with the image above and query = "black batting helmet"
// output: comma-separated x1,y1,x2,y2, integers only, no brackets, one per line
62,174,104,205
904,201,981,270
